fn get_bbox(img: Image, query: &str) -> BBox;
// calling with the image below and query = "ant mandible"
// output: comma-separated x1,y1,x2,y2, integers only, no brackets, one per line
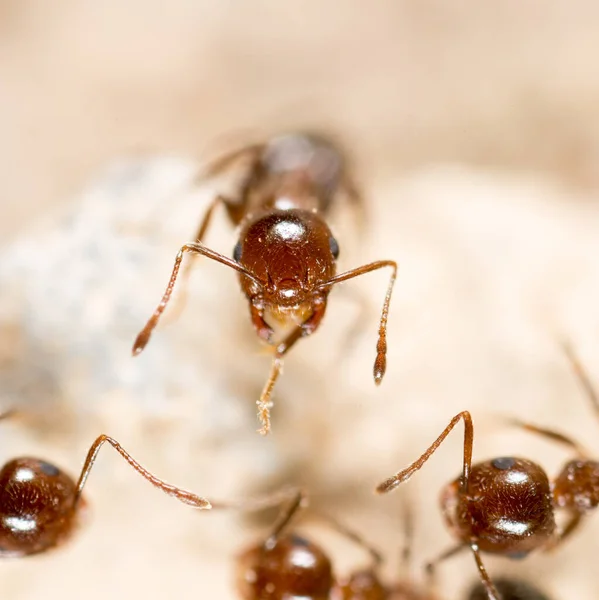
0,410,211,556
132,133,398,435
235,490,439,600
375,342,599,600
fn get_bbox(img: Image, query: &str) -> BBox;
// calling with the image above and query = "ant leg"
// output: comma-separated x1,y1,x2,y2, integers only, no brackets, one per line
314,512,383,568
470,544,501,600
133,242,261,355
333,286,372,365
399,495,414,575
164,195,228,324
256,303,327,435
376,411,474,495
209,486,305,516
507,418,590,458
318,260,397,385
266,489,306,542
0,408,16,421
200,144,263,180
424,543,466,589
560,340,599,423
547,511,582,550
339,170,369,235
74,435,211,509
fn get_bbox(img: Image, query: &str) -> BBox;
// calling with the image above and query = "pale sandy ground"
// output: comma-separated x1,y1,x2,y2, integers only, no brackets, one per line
1,3,599,600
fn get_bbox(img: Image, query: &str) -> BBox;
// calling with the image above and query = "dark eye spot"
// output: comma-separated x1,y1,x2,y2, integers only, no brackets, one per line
492,457,516,470
37,460,60,477
329,236,339,259
233,241,242,262
290,534,310,547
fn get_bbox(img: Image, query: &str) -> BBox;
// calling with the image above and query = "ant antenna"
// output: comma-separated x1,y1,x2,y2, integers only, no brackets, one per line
317,259,397,384
376,411,474,495
74,435,212,509
315,511,384,569
132,242,263,355
560,338,599,421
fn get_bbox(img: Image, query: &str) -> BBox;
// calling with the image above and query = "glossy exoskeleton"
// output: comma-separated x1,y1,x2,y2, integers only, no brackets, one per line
376,342,599,599
235,491,437,600
0,412,210,557
133,133,397,434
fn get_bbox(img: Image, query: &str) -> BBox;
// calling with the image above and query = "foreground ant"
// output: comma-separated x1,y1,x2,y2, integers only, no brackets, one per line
235,491,438,600
375,342,599,600
0,410,211,556
132,133,397,434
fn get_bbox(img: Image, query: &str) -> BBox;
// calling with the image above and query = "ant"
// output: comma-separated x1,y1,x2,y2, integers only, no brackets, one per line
235,490,439,600
375,341,599,599
132,132,397,435
0,410,212,556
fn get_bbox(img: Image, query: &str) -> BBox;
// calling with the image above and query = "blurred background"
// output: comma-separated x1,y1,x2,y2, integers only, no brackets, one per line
1,1,599,599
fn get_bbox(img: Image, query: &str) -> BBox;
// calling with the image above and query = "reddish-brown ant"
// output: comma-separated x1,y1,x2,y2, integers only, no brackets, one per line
375,341,599,599
235,490,438,600
0,410,212,556
132,133,397,434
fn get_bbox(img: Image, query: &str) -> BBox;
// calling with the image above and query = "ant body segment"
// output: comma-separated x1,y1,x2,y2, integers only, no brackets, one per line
376,342,599,600
235,491,437,600
0,411,210,557
132,133,397,434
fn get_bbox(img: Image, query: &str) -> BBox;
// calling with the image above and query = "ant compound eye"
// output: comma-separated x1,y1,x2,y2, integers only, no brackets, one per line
233,241,242,263
36,460,60,477
329,236,339,259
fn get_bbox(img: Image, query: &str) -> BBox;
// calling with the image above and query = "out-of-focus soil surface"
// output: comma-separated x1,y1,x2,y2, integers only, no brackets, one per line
1,3,599,599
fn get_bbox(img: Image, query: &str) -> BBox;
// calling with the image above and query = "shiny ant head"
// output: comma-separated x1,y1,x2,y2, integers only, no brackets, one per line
467,577,551,600
235,209,338,309
0,457,79,557
235,533,334,600
441,457,556,556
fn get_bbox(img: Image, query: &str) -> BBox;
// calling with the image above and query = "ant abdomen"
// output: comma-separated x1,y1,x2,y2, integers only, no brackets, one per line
261,133,344,208
0,457,78,557
441,457,555,555
235,533,333,600
553,459,599,512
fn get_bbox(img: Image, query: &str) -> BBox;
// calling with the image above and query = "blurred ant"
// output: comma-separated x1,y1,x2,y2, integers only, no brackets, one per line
467,579,551,600
0,410,212,556
132,133,397,435
235,490,439,599
375,341,599,600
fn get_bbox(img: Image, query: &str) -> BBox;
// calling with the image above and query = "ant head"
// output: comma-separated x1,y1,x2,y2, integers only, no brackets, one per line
0,457,79,556
467,577,551,600
334,568,387,600
235,210,338,307
235,533,334,600
553,459,599,513
441,457,556,556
